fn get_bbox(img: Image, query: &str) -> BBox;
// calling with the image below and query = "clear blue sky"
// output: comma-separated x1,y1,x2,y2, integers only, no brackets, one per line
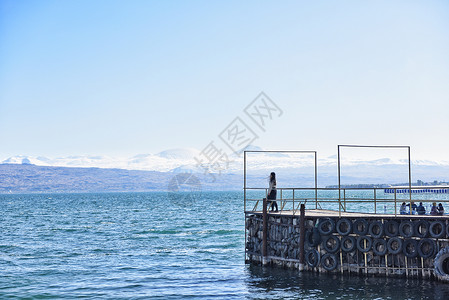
1,0,448,160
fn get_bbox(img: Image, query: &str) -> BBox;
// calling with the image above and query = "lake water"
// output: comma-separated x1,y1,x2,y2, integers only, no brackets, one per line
2,191,449,299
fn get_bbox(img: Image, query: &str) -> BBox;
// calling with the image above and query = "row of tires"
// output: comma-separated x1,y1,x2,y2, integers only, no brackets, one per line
305,250,338,271
306,245,449,277
317,218,447,239
306,236,437,270
319,234,436,257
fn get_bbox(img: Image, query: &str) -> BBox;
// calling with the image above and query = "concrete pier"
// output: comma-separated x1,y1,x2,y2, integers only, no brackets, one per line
245,209,449,281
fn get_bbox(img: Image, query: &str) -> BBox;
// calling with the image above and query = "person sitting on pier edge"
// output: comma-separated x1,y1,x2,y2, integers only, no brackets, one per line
267,172,278,212
400,202,407,215
417,202,426,215
430,202,439,216
438,203,444,215
406,201,418,214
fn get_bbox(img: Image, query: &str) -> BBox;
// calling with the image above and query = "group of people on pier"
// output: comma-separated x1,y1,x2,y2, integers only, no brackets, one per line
400,201,445,215
264,171,446,216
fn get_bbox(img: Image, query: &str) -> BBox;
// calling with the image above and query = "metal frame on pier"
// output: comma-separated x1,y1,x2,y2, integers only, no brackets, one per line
244,150,317,261
244,145,449,280
337,145,412,217
243,150,318,213
243,145,449,217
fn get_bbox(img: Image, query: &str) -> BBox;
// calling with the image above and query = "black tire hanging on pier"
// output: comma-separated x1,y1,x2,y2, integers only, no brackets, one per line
372,239,387,256
434,247,449,282
399,220,414,238
387,237,403,255
402,239,418,258
368,221,384,238
429,220,446,239
353,219,369,235
414,220,430,238
322,235,341,254
446,223,449,239
384,220,399,237
317,218,335,236
321,253,338,271
341,236,356,252
336,218,352,236
305,249,320,268
418,238,436,259
356,235,372,253
305,228,322,248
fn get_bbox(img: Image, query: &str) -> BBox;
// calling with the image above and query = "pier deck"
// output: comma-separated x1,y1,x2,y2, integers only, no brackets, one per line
243,148,449,281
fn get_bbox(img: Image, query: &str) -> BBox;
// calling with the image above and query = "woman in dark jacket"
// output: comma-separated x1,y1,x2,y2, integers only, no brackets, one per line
267,172,278,212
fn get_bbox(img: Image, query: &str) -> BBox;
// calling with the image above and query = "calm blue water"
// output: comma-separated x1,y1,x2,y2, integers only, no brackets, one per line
2,191,449,299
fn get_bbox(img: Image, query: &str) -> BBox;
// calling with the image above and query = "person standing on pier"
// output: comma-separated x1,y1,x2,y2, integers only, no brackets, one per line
406,201,418,215
417,202,426,215
430,202,439,216
400,202,407,215
267,172,278,212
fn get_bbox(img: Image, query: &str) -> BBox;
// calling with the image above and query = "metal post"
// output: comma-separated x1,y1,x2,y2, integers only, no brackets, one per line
340,251,343,274
405,256,408,277
244,151,247,260
293,189,295,215
337,144,411,217
244,151,247,212
394,188,397,217
408,147,412,214
421,257,424,278
338,146,341,217
315,152,318,209
262,197,268,265
374,188,377,214
364,239,367,274
299,204,305,271
280,189,283,212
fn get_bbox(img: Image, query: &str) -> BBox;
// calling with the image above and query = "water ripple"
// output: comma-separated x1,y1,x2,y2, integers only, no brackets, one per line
1,192,449,299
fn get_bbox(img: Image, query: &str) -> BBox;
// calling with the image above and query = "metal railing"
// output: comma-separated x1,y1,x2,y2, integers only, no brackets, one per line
244,186,449,217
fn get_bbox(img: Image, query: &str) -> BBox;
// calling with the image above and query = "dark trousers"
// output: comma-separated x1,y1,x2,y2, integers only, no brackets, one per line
267,190,277,211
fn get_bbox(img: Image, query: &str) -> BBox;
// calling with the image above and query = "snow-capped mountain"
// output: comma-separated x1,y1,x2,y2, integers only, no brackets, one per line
3,155,44,165
156,148,199,160
2,147,449,193
2,148,449,183
1,148,202,172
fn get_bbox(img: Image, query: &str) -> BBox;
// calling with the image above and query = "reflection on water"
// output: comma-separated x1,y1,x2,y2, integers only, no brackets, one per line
245,263,449,299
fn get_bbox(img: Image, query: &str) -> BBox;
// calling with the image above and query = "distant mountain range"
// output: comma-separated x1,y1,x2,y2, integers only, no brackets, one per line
3,147,449,172
0,164,242,193
1,147,449,193
1,148,201,172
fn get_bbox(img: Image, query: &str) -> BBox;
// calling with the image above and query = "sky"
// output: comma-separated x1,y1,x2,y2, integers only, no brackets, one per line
1,0,449,162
